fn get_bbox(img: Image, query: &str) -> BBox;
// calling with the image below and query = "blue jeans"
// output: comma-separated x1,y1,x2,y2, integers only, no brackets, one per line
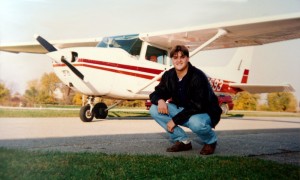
150,103,217,144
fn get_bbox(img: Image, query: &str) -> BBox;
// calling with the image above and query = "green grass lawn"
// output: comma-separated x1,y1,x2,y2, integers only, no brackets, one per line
1,108,299,118
0,148,299,179
0,108,150,118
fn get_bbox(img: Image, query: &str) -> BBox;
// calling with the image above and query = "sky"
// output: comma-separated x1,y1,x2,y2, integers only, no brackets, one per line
0,0,300,101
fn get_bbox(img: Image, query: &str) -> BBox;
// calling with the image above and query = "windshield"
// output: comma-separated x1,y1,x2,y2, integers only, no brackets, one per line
97,34,142,56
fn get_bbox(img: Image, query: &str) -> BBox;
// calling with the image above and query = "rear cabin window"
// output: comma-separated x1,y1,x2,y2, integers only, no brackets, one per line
145,45,168,65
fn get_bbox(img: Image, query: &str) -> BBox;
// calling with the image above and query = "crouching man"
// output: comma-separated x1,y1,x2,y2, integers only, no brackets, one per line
149,45,222,155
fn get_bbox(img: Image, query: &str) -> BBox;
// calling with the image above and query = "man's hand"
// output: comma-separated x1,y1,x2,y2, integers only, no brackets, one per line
167,119,176,133
157,99,169,114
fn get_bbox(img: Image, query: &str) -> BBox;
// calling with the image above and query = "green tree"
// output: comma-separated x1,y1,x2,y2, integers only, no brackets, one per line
233,91,259,110
267,92,297,112
23,86,39,106
0,83,11,104
39,72,60,104
37,91,54,104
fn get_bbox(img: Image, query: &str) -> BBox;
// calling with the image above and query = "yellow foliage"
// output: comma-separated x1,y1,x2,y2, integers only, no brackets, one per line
73,93,83,105
233,92,259,110
267,92,297,112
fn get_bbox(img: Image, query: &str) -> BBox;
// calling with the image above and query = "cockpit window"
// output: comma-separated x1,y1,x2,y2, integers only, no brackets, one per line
97,34,142,56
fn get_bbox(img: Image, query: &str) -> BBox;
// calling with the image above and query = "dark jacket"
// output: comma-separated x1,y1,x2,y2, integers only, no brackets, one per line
150,63,222,128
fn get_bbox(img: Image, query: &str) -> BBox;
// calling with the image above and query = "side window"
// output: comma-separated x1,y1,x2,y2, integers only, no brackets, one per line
145,45,167,65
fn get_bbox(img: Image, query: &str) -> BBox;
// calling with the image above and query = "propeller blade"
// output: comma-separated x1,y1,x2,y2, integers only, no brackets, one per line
61,56,84,80
34,34,57,52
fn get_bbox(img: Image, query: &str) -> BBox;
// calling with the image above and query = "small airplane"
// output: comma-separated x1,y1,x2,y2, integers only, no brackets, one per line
1,13,300,122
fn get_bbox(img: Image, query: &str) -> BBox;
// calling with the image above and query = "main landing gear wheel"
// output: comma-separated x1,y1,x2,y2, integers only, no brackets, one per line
80,105,94,122
93,102,108,119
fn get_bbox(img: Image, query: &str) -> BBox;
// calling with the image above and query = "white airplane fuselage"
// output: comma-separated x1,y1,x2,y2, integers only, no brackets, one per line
48,44,252,101
49,47,166,100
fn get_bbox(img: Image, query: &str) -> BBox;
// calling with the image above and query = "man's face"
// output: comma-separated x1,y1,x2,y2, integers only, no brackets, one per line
172,51,189,72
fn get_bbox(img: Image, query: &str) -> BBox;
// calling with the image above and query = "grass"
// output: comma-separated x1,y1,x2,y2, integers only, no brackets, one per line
225,110,300,117
0,108,150,118
1,108,300,118
0,108,79,117
0,148,299,179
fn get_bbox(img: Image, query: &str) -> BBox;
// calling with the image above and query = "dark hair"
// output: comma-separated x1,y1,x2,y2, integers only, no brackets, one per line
170,45,189,58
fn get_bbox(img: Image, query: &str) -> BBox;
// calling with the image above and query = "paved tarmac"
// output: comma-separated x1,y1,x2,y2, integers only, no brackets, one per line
0,116,299,166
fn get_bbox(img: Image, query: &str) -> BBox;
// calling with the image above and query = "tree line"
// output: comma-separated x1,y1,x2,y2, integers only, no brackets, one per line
233,91,298,112
0,72,298,112
0,72,145,108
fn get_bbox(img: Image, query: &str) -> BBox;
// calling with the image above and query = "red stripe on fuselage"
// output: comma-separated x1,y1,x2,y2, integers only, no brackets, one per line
53,59,163,80
78,58,163,75
74,64,155,80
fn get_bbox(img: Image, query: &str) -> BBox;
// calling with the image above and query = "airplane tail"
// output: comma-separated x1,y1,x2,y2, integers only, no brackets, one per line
201,46,254,83
224,46,254,83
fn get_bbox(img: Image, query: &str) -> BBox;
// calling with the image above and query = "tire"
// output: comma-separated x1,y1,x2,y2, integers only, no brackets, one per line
220,103,229,114
93,102,108,119
80,105,94,122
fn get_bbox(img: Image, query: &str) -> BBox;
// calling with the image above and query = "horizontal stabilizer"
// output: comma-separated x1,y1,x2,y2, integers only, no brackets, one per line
229,83,295,94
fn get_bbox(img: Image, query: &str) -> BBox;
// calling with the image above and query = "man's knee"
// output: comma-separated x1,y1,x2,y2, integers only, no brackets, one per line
149,104,158,117
188,114,211,133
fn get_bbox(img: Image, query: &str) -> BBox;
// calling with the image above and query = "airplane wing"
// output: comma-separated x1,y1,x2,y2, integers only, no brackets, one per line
229,83,295,94
1,13,300,54
0,38,102,54
139,13,300,51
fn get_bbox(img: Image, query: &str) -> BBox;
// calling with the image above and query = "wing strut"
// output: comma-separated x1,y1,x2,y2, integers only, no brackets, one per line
128,29,228,94
128,71,166,94
190,29,227,57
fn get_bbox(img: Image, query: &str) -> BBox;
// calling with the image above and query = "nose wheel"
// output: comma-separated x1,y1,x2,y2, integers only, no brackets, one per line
79,102,108,122
80,105,94,122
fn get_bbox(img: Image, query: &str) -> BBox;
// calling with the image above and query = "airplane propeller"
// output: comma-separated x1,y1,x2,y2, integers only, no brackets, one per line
34,34,57,52
61,56,84,80
34,35,85,81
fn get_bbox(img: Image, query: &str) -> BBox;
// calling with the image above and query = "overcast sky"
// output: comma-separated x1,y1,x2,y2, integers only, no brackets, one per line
1,0,300,100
